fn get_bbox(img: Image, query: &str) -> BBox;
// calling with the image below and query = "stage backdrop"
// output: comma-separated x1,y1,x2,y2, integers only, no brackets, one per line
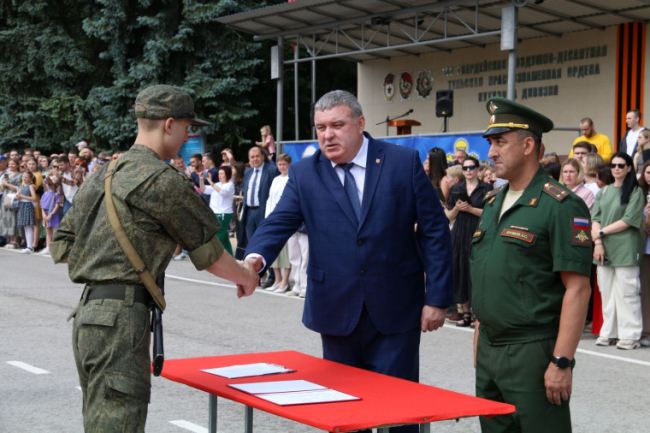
283,133,490,165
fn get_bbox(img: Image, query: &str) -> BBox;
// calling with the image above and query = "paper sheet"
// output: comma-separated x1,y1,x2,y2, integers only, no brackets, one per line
229,380,326,394
201,363,295,379
256,389,360,406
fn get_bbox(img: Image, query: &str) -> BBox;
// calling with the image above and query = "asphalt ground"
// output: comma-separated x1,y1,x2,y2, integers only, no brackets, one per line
1,248,648,432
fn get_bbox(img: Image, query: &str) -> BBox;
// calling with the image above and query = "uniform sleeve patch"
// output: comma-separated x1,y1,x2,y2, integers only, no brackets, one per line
473,229,483,238
572,216,592,246
501,228,535,243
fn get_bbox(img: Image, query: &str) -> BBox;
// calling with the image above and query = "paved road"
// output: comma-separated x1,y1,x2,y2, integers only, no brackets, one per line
1,248,648,432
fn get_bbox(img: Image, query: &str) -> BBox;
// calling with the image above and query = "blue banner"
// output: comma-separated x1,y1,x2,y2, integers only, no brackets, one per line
283,133,490,164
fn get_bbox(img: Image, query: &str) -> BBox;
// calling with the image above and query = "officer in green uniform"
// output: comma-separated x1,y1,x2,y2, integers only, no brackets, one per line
51,85,259,432
470,97,592,432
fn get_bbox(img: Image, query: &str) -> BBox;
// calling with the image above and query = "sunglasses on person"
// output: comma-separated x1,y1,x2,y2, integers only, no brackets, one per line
462,165,477,171
610,163,627,169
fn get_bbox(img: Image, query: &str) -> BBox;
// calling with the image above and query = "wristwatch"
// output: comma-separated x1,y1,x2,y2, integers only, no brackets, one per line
551,356,572,369
599,229,605,238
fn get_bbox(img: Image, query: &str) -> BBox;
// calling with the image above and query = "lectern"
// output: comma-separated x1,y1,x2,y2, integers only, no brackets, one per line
388,119,421,135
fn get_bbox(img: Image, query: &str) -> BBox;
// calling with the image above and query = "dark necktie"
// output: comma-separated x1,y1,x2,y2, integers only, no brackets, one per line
248,169,259,207
339,163,361,223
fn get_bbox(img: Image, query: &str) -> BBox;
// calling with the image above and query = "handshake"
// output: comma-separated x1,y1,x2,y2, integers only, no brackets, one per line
234,256,264,298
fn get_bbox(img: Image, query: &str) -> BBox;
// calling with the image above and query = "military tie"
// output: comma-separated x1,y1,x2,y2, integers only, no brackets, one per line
248,169,259,207
339,163,361,223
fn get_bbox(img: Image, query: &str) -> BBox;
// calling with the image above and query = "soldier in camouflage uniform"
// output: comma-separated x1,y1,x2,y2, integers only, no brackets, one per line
51,85,259,432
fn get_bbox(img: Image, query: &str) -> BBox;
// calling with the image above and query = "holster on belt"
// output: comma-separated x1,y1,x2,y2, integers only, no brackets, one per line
104,159,166,376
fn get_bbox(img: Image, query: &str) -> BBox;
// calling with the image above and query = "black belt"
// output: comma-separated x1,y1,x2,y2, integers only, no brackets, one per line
86,284,151,305
247,206,260,209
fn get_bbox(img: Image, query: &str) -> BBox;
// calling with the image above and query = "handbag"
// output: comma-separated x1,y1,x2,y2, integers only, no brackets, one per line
3,192,15,209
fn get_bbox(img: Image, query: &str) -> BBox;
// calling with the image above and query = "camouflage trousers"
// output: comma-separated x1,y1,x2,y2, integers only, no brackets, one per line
71,286,151,432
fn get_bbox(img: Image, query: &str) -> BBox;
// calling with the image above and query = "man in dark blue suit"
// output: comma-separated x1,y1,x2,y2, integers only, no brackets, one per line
242,91,453,432
240,146,279,249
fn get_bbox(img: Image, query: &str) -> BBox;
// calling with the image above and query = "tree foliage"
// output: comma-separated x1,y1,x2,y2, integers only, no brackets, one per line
0,0,285,153
0,0,357,156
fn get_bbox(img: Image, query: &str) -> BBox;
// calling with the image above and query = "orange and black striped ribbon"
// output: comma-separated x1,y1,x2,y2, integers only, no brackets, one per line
615,22,646,149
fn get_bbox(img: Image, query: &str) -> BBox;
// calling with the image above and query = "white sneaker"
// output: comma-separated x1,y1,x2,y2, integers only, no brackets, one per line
37,248,50,255
639,339,650,348
173,253,188,261
20,248,34,254
595,337,615,346
616,339,641,350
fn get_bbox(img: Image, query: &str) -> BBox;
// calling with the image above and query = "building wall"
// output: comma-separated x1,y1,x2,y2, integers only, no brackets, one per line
358,27,617,156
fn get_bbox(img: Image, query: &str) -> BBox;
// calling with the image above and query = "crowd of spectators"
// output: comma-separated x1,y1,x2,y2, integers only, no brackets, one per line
3,110,650,348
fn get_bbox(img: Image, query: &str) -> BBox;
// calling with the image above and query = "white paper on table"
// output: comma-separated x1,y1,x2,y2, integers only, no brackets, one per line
255,389,360,406
229,380,326,394
201,363,295,379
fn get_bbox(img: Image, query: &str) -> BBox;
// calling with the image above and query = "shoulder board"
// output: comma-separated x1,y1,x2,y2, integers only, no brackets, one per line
542,182,569,202
483,185,505,201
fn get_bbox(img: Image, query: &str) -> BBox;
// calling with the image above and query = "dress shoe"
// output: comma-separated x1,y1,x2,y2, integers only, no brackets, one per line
299,291,306,298
274,285,290,293
265,284,280,291
285,291,300,297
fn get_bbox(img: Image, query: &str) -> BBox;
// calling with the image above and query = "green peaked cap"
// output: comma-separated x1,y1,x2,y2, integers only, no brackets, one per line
482,97,553,138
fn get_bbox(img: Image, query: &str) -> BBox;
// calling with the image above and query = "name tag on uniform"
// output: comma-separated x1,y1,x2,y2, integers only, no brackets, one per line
501,228,535,243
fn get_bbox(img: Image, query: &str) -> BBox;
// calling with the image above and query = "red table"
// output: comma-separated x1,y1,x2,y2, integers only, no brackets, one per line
160,351,515,433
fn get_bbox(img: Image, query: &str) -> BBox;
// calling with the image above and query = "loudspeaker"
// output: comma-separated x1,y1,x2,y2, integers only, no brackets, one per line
436,90,453,118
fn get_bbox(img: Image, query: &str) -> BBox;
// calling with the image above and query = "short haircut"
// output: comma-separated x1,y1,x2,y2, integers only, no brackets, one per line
190,153,202,162
580,117,593,125
584,153,604,177
572,141,592,152
445,164,464,183
276,153,292,164
55,156,69,165
249,145,262,155
463,156,479,167
628,109,641,120
516,129,541,155
137,118,164,132
455,149,467,156
219,165,232,182
314,90,363,120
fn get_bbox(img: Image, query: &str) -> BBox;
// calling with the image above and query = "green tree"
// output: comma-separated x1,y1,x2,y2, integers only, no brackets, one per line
0,0,285,153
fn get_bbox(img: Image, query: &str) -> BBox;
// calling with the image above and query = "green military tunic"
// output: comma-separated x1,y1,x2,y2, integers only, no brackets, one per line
470,166,592,433
51,144,225,432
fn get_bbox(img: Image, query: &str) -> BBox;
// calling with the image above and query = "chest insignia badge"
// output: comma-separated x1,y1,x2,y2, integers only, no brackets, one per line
528,198,538,206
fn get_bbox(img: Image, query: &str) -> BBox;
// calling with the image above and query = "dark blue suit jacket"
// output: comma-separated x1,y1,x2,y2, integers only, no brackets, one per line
246,133,453,336
241,163,279,224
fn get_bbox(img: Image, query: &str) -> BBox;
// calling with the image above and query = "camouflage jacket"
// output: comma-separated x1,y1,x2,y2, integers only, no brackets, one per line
51,145,224,285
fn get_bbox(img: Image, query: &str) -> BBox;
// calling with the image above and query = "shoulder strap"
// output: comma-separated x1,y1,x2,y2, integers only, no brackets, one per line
103,159,166,310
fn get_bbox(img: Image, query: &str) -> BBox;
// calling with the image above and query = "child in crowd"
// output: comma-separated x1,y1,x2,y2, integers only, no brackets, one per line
39,175,63,255
16,171,38,254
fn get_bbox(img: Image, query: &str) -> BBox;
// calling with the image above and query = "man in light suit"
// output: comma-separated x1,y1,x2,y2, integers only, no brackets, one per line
242,91,453,433
240,146,279,250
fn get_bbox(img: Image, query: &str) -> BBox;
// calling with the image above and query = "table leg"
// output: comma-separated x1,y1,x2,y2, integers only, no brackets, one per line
420,422,431,433
209,394,217,433
244,405,253,433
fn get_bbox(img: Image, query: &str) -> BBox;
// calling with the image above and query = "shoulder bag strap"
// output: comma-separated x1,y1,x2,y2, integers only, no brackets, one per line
103,159,166,310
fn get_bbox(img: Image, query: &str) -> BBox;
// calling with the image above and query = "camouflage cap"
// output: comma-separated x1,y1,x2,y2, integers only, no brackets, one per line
134,85,212,126
482,97,553,138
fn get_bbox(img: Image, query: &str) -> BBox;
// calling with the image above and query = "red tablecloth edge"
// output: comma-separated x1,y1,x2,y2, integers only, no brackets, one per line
157,352,516,432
